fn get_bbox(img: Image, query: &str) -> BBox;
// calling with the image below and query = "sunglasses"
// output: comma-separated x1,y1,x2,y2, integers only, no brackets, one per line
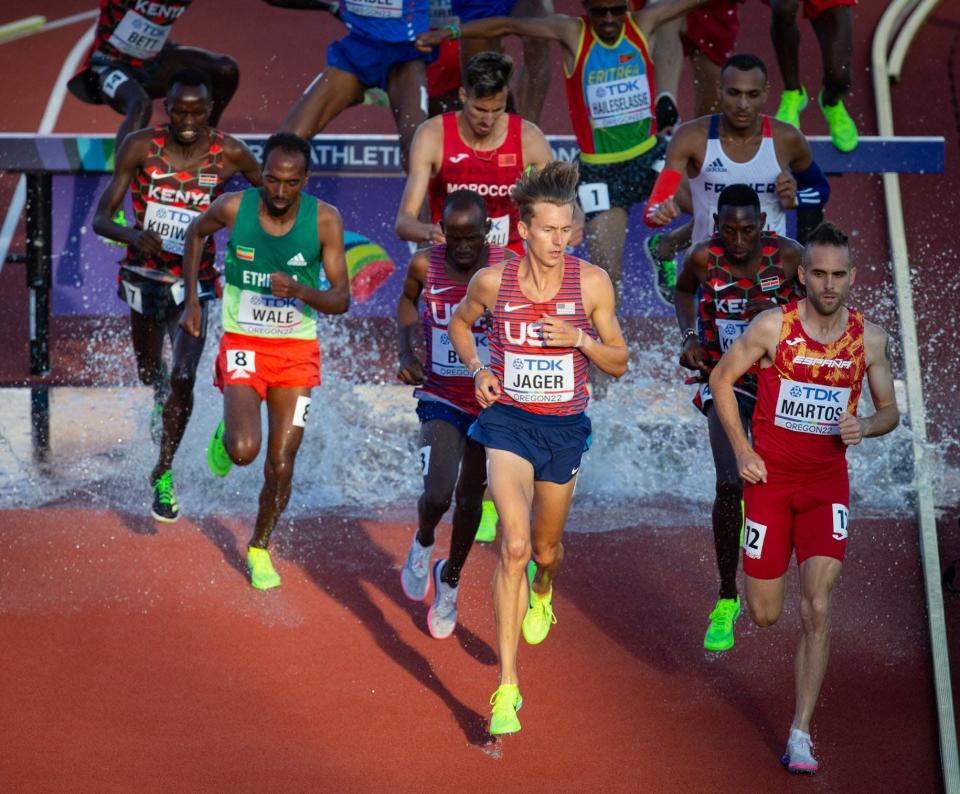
588,4,628,17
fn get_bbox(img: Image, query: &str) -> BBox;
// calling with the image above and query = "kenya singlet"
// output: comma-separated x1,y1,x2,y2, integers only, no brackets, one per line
126,125,227,281
751,303,866,471
489,256,592,416
416,244,511,416
92,0,191,65
428,112,525,253
222,189,327,340
689,115,786,244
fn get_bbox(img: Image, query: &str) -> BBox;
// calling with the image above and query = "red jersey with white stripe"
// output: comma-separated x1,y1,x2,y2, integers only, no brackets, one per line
91,0,191,66
428,112,525,255
752,302,866,472
416,244,511,416
490,256,592,416
126,125,227,281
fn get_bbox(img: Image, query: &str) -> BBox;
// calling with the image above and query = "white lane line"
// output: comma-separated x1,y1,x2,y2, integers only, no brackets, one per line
0,23,95,275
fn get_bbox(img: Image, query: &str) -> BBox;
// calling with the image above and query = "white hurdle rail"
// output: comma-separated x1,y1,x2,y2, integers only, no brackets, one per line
872,2,959,792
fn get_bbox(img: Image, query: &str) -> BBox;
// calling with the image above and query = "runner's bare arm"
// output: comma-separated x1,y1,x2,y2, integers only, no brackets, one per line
709,309,782,483
271,202,350,315
645,121,702,226
450,267,503,408
395,119,444,244
223,135,264,187
780,122,814,173
543,264,628,377
180,192,241,337
838,322,900,445
521,122,553,171
416,16,580,71
397,251,428,385
92,131,160,253
634,0,708,38
675,244,709,372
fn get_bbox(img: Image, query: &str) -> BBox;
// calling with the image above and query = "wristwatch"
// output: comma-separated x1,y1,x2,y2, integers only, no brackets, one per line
681,328,698,346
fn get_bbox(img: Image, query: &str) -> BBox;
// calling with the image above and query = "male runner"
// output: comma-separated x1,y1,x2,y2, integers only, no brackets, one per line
273,0,430,171
397,190,515,637
179,133,350,589
418,0,708,298
92,69,261,523
709,222,898,773
448,161,628,735
645,53,829,302
395,51,552,254
767,0,859,152
675,183,802,651
68,0,239,148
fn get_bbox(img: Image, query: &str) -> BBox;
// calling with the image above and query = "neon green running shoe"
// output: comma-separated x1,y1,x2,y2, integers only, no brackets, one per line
526,558,536,587
102,209,129,247
489,683,522,735
645,233,678,306
775,86,808,129
247,546,281,590
362,87,389,108
150,470,180,523
522,586,556,645
703,596,741,652
819,91,859,152
476,499,498,542
207,420,232,478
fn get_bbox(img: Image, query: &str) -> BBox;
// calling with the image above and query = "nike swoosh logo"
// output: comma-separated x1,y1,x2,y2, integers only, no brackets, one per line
571,466,580,475
149,171,182,179
429,285,455,295
503,302,531,312
449,153,469,163
785,336,805,347
712,282,738,292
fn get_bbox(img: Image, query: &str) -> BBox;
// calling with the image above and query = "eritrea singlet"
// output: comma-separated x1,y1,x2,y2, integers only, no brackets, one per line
92,0,191,65
751,302,866,470
698,232,798,397
222,189,328,340
126,125,227,281
428,113,525,253
341,0,429,42
416,244,511,416
563,14,658,164
690,115,786,245
490,256,592,416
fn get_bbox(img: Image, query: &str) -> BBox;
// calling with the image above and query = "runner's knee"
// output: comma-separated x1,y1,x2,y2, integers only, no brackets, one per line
421,482,453,518
748,597,782,627
799,593,831,633
225,433,259,466
264,453,295,486
500,534,532,571
531,538,561,570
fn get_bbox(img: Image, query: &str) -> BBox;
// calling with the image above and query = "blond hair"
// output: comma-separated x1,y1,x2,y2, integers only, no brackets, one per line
511,160,579,224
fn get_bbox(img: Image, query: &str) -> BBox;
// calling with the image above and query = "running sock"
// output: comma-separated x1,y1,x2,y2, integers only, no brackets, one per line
714,483,743,599
440,560,460,589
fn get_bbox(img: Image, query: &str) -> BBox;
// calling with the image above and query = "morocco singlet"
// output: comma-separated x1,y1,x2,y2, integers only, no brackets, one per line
695,232,798,407
90,0,191,66
489,256,592,416
689,115,786,245
126,125,227,281
751,302,866,471
222,189,327,340
563,14,658,164
428,112,526,254
416,244,511,415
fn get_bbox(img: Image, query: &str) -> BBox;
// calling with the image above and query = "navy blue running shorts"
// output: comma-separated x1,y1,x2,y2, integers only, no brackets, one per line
416,398,475,437
469,401,592,484
327,33,427,90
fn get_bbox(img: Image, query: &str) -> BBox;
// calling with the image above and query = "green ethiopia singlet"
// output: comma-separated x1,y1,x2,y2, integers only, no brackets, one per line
222,188,329,340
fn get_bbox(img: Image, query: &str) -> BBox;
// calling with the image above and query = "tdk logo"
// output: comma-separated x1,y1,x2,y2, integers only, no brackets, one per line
704,158,726,174
789,384,843,403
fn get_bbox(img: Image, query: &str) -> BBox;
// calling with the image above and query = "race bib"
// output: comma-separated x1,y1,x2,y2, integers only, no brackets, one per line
578,182,610,214
742,518,767,560
716,318,748,353
774,378,851,435
292,396,312,428
344,0,403,18
120,280,143,313
832,503,849,541
586,75,651,130
431,328,489,378
487,214,510,246
503,351,574,403
169,280,185,306
143,201,200,255
108,11,172,60
237,290,305,334
226,349,256,378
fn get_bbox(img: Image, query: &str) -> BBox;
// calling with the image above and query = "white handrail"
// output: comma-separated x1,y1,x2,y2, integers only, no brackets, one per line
889,0,944,80
872,2,959,792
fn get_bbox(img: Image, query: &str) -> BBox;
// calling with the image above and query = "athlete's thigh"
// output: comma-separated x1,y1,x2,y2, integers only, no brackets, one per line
742,478,794,580
530,476,577,551
264,385,312,461
167,302,208,379
224,383,263,449
148,45,231,96
282,68,364,138
98,64,150,114
744,572,787,622
486,447,535,539
792,467,849,567
419,417,467,498
798,554,842,606
129,309,165,372
455,436,488,503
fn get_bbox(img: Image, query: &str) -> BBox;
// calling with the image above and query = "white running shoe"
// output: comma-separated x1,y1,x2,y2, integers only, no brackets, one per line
400,535,434,601
427,559,459,639
782,729,819,774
